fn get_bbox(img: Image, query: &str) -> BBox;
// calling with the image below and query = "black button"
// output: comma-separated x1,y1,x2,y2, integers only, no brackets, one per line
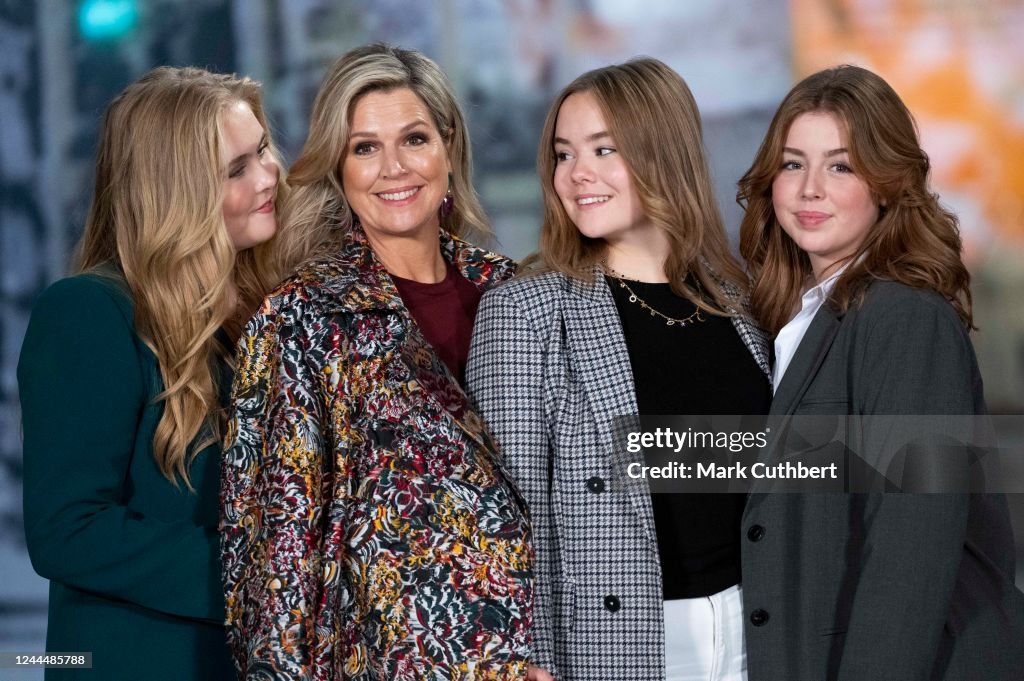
586,476,605,493
750,609,770,626
747,524,765,542
604,595,621,613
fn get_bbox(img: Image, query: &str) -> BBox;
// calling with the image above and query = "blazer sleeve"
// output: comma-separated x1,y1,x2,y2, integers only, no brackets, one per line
220,297,333,679
18,276,224,621
837,291,981,681
467,286,558,677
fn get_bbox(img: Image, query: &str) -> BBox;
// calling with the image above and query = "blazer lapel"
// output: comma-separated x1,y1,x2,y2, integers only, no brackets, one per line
771,302,843,417
710,266,771,379
730,314,771,379
744,303,843,518
562,272,658,545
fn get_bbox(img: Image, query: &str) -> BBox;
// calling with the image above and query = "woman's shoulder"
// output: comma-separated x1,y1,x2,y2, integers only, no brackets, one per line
273,254,346,294
20,269,151,385
258,254,360,315
242,251,395,351
444,231,517,288
474,271,575,342
484,269,574,304
852,280,968,343
860,280,961,322
32,269,135,329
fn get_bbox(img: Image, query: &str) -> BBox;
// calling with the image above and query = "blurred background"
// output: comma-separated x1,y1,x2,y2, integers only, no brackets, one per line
2,0,1022,670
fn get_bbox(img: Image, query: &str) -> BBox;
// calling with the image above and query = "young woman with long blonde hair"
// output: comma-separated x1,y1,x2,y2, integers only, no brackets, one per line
18,66,283,680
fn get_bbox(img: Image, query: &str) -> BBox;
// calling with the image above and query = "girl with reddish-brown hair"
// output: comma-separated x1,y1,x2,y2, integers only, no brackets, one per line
736,64,1023,681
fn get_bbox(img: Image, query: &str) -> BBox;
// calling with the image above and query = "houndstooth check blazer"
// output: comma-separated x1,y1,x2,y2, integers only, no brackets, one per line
466,268,769,680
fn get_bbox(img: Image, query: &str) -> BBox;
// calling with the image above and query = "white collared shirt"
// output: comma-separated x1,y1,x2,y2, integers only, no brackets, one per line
772,267,845,393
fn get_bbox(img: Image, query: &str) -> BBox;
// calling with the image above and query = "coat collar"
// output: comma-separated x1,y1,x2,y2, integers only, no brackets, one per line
563,267,640,423
769,301,844,416
295,226,516,460
309,226,516,315
744,301,845,519
561,270,658,544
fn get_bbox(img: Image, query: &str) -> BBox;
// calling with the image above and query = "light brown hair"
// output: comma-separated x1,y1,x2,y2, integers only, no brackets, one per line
737,64,972,334
529,57,748,313
77,66,285,487
270,43,490,280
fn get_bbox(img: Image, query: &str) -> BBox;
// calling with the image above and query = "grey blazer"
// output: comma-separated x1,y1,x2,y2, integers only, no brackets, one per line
742,280,1024,681
466,269,770,680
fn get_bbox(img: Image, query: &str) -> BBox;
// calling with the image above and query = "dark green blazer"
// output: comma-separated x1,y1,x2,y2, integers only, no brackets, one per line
18,272,234,680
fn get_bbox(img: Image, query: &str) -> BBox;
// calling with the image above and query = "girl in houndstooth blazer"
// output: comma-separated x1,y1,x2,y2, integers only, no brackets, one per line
467,59,772,681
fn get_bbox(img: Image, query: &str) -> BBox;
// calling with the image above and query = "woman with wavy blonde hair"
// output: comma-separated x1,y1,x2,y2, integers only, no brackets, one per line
736,65,1023,680
263,42,491,280
19,65,282,680
221,44,532,679
467,58,771,681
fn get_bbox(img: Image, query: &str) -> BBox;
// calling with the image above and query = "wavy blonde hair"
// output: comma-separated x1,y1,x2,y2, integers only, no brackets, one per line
528,57,749,314
267,43,491,280
76,66,285,487
738,65,972,335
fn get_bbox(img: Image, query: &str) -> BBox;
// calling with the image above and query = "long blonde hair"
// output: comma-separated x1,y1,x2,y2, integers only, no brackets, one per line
529,57,749,314
738,65,972,334
76,66,284,487
268,43,491,280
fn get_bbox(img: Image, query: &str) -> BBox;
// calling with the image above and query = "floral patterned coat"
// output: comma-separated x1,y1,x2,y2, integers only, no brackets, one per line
221,228,533,680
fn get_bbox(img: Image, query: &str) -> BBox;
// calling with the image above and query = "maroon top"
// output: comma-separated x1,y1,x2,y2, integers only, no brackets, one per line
392,262,482,384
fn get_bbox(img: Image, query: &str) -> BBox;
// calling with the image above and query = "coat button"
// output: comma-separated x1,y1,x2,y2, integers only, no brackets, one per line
604,595,621,613
747,524,765,542
750,609,770,626
586,476,605,493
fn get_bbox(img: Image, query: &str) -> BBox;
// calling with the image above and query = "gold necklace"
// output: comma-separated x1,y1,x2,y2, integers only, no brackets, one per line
602,264,705,328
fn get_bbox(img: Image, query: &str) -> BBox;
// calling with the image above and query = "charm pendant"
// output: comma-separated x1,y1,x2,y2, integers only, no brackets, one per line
605,266,705,329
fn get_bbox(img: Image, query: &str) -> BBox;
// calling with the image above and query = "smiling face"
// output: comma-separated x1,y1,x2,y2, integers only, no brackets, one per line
220,100,279,251
771,111,880,281
341,87,451,247
551,91,652,247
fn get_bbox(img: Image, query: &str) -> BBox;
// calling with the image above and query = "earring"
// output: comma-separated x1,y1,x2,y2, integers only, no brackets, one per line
440,172,454,218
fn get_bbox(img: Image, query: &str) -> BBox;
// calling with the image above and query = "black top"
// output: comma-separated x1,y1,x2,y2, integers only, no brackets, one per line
607,275,771,599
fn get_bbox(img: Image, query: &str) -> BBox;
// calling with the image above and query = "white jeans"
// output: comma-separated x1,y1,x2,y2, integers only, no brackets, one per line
664,584,748,681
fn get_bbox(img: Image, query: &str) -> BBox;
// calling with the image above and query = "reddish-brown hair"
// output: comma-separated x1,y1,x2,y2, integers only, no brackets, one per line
738,64,972,334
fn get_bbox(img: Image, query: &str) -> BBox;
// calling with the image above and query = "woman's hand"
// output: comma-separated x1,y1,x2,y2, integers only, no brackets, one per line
527,664,556,681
